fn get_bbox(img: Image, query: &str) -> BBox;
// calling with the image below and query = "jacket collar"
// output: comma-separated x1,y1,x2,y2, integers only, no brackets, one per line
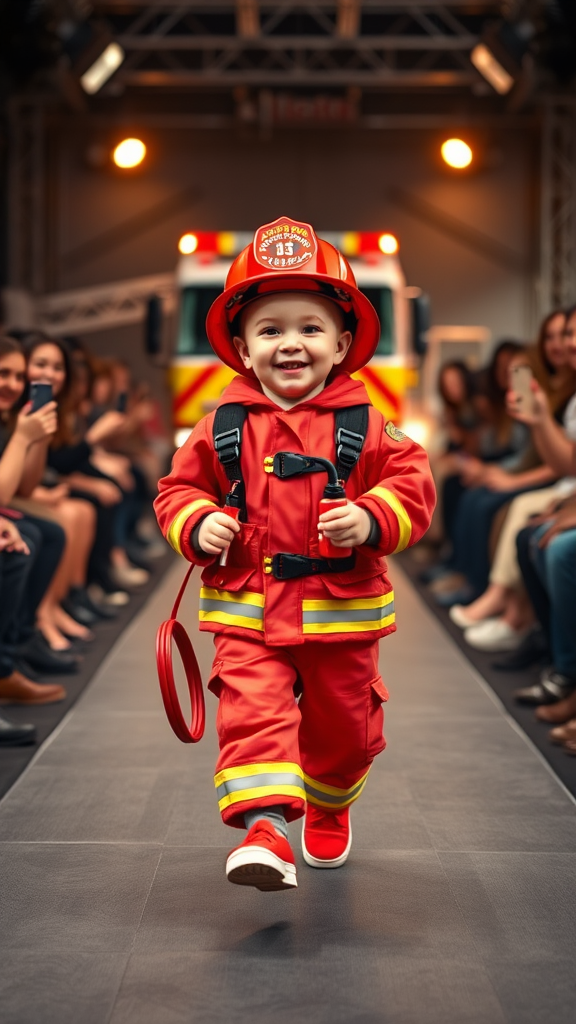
217,371,369,412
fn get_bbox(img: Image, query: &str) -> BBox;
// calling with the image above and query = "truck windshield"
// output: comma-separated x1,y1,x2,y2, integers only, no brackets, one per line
361,286,394,356
177,286,222,355
177,283,395,357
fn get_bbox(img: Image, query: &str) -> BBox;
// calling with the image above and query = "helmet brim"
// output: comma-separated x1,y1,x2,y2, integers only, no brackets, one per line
206,273,381,378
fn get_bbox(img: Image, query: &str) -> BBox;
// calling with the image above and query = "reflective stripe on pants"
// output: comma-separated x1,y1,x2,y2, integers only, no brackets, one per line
209,635,387,828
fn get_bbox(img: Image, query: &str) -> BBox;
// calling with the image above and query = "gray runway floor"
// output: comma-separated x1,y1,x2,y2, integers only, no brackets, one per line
1,560,576,1024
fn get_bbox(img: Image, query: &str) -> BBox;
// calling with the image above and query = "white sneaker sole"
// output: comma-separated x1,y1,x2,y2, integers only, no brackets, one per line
301,820,352,869
226,845,298,891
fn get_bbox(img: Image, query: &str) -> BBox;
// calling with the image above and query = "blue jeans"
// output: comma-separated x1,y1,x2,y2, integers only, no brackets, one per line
452,485,533,596
530,524,576,678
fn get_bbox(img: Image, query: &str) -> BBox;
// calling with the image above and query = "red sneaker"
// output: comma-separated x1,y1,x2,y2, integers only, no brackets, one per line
226,820,298,891
302,805,352,868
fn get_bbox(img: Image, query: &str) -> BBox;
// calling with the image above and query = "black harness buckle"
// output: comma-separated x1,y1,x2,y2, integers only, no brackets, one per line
336,426,364,472
272,552,356,580
272,452,327,479
214,427,241,466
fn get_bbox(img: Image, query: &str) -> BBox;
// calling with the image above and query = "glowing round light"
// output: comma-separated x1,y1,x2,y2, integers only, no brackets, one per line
378,233,399,255
441,138,473,169
178,233,199,255
113,138,146,168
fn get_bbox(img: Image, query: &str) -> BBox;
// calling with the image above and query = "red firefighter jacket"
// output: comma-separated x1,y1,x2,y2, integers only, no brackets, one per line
155,373,435,646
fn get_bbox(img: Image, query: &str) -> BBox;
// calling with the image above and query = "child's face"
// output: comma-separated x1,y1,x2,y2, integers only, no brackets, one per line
233,293,352,408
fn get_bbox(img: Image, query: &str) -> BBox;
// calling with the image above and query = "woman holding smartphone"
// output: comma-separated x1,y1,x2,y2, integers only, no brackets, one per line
0,333,68,706
14,332,120,651
503,304,576,714
448,308,576,656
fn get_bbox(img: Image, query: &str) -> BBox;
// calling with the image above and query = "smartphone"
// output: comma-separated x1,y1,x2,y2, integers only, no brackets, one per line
509,365,535,416
116,392,128,413
29,381,53,412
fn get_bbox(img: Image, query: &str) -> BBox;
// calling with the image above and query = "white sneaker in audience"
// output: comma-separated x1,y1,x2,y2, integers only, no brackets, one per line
88,584,130,608
464,618,529,652
110,565,150,589
449,605,498,630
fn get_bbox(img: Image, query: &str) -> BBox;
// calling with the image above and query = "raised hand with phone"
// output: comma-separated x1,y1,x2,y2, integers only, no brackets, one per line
506,363,548,426
16,384,58,447
507,306,576,478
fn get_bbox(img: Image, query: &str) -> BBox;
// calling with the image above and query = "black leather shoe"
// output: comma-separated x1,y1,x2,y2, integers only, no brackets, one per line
16,633,80,675
491,628,550,672
514,669,576,706
0,714,36,746
60,596,99,626
67,586,117,621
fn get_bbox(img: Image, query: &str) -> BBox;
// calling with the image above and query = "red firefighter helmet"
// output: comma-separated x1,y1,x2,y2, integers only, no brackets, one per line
206,216,381,377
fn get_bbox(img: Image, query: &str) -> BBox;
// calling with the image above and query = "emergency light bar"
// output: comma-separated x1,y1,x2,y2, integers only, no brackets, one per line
177,231,399,258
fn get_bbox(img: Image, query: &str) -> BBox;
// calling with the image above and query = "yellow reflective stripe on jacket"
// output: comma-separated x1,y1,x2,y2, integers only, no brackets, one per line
302,592,395,634
303,769,370,809
167,499,217,555
366,486,412,553
199,586,265,632
214,762,305,811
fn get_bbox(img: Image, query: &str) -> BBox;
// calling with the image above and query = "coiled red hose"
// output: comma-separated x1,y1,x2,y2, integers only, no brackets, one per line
156,565,205,743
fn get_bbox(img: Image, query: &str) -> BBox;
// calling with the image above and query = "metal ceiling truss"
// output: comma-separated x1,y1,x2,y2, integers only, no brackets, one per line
95,2,496,89
539,98,576,315
6,99,47,294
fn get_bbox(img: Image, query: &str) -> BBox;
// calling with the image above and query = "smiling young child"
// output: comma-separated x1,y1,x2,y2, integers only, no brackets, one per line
155,217,435,891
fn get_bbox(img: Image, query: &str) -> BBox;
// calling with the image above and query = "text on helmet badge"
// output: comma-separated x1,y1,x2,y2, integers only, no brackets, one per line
254,216,317,272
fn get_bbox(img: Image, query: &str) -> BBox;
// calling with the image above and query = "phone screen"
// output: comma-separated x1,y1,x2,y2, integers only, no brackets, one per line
116,392,128,413
509,365,535,415
29,382,53,412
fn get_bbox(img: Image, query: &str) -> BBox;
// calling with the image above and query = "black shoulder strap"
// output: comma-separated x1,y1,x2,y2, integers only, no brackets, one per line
335,405,369,482
213,401,369,491
213,402,247,519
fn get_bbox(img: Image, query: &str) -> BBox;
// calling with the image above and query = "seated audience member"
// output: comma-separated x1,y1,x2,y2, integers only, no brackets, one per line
17,345,139,604
0,516,63,738
448,308,576,654
425,360,482,549
11,332,108,651
428,340,548,605
46,349,150,594
0,334,68,702
512,503,576,750
86,355,168,564
503,306,576,727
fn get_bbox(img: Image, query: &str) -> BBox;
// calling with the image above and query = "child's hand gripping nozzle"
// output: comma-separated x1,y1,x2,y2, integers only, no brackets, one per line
219,480,243,566
272,452,352,559
318,478,352,559
156,565,205,743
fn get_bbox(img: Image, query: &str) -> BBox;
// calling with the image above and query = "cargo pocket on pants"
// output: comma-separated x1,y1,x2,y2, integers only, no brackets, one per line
367,676,389,760
207,658,228,740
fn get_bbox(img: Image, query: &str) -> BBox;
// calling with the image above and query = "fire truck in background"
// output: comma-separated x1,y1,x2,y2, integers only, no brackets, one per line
171,230,429,446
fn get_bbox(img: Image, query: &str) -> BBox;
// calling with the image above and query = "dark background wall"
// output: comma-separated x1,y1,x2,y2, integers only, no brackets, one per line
55,120,538,355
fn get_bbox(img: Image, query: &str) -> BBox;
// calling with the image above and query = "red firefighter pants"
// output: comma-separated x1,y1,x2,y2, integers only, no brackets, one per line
208,635,389,828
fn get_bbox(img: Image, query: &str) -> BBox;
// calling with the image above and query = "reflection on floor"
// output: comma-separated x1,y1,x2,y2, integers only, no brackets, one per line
1,559,575,1024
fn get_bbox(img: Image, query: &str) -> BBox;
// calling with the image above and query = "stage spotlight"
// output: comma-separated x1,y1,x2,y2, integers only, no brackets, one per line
441,139,473,169
113,138,146,168
80,41,124,95
378,233,399,255
471,44,514,95
178,233,199,255
470,20,533,96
